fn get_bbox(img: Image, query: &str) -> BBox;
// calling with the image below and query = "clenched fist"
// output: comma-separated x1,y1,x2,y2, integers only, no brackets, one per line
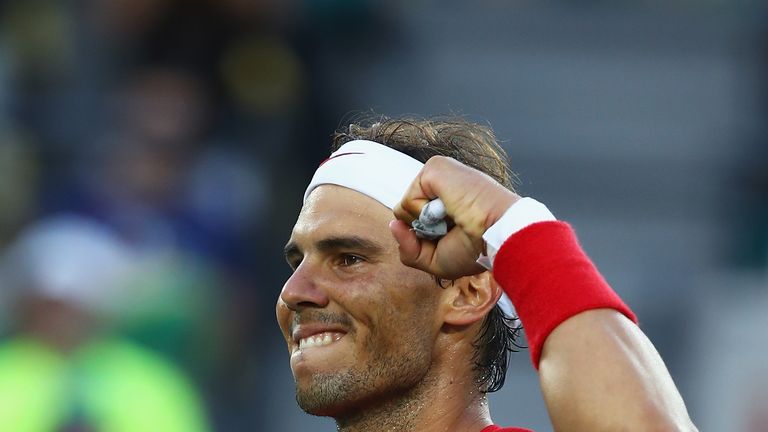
390,156,520,280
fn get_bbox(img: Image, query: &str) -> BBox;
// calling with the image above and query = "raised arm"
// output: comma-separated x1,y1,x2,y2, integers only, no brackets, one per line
390,156,696,431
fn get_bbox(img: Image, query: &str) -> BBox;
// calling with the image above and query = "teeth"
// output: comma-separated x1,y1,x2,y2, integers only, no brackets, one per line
298,332,343,350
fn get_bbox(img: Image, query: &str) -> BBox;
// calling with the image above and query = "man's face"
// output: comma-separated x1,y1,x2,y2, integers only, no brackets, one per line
276,185,441,417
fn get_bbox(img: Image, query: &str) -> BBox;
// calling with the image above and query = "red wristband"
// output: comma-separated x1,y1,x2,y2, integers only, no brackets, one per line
492,221,637,369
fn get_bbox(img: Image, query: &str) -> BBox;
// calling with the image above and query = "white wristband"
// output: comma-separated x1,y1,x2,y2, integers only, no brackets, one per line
476,197,556,270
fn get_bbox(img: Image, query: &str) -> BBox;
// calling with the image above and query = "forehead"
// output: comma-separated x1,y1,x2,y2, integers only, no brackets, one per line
291,185,396,245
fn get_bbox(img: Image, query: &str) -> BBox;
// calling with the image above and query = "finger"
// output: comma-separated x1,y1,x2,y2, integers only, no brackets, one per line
392,203,414,224
393,197,430,225
388,219,435,272
395,161,440,221
395,156,463,223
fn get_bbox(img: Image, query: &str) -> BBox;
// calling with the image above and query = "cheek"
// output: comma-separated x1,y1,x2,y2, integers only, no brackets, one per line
327,262,439,344
333,271,384,325
357,270,439,351
380,269,438,316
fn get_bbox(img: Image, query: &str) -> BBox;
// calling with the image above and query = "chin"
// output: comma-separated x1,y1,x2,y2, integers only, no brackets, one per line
294,370,365,417
296,389,348,417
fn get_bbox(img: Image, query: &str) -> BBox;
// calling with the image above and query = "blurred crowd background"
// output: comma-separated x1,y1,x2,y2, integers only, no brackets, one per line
0,0,766,431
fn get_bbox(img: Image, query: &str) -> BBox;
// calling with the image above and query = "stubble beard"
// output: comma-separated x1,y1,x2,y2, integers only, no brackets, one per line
295,368,361,416
295,331,432,425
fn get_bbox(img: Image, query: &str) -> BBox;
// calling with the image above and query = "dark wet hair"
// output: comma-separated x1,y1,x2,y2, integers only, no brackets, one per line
332,114,524,393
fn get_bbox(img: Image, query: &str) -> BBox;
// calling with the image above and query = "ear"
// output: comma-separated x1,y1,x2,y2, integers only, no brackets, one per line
442,271,503,326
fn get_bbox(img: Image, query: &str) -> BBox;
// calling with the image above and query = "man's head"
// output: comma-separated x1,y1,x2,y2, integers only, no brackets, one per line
276,116,522,420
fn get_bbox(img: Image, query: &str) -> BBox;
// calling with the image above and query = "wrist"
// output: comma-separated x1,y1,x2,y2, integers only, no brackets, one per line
482,190,521,233
477,197,556,270
492,221,637,369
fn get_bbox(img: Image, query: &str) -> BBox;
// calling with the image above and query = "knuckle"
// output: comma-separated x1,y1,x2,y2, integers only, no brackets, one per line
393,204,407,218
401,201,420,219
420,161,442,186
425,155,451,169
408,197,429,215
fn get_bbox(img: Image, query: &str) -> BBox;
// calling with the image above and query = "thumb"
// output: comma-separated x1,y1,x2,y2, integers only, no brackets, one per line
388,219,434,272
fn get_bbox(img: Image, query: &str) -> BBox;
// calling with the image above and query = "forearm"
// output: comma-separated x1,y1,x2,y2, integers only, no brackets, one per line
391,157,696,429
539,309,695,431
491,219,695,430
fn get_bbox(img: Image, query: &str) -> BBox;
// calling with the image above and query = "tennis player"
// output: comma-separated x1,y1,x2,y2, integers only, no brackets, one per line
276,117,697,431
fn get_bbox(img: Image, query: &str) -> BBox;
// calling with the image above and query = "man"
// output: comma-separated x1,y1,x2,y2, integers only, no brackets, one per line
276,117,697,431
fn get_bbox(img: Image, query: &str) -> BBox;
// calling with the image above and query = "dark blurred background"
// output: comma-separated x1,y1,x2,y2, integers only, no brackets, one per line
0,1,766,430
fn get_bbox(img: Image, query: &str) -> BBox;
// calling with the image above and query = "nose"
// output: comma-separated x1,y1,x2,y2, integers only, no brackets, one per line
279,261,330,311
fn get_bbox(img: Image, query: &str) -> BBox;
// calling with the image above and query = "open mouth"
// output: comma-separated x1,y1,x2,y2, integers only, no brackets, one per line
290,327,350,373
298,331,345,350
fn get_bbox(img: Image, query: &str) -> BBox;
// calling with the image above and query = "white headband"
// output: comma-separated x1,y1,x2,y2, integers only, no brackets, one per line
304,140,423,208
303,139,516,317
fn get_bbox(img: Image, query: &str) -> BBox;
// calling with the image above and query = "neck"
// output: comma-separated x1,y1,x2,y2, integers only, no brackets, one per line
334,369,493,432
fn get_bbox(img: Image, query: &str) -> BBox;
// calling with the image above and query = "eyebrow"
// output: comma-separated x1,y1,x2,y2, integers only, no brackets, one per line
283,235,386,262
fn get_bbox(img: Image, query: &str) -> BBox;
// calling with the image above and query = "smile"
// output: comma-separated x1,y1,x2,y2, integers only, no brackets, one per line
298,332,345,350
